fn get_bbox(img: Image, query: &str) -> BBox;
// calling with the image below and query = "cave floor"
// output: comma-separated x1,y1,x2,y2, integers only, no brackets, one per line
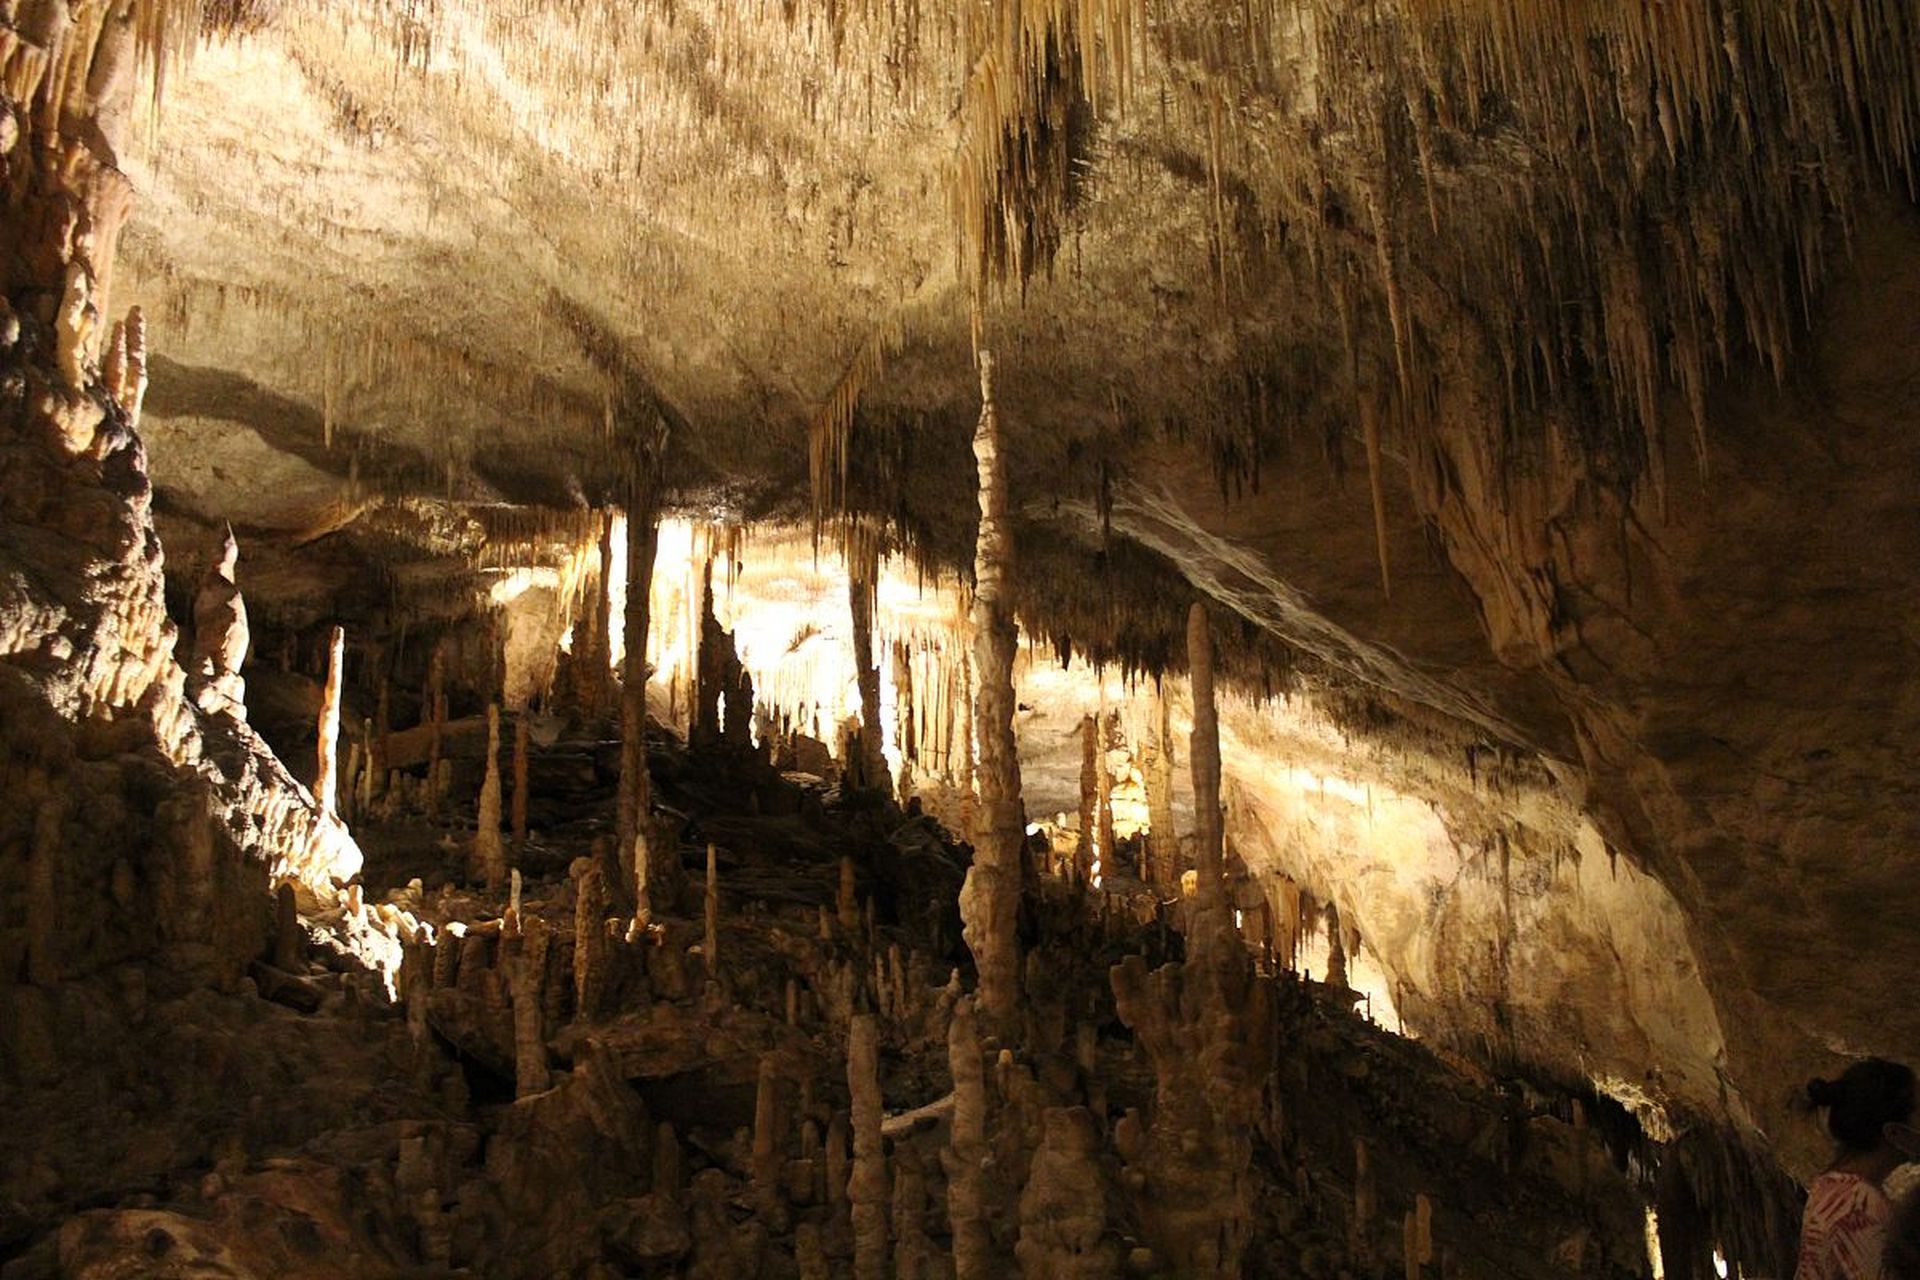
2,721,1656,1279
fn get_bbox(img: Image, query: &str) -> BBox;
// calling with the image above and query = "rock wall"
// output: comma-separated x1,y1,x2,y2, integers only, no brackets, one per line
1,2,361,1079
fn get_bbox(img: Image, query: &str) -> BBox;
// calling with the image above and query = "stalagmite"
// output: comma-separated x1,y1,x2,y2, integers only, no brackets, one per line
511,711,530,846
838,856,860,933
847,1013,889,1280
425,643,448,814
507,915,550,1098
1144,692,1177,891
618,486,663,916
958,350,1024,1028
1187,603,1225,922
703,842,720,985
1076,714,1097,884
1096,711,1116,884
192,528,249,717
315,625,346,820
892,1146,928,1280
571,857,607,1020
847,536,888,794
752,1054,786,1228
943,994,993,1278
473,705,507,891
1015,1107,1118,1277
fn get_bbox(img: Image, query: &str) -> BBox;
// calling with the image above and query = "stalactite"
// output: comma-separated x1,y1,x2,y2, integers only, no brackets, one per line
959,350,1024,1029
847,1013,889,1280
315,625,346,820
473,704,507,891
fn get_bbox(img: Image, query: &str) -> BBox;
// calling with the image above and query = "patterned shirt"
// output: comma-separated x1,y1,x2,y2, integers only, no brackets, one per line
1797,1172,1891,1280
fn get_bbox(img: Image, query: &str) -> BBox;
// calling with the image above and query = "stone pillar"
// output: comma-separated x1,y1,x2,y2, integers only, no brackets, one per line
618,485,662,917
848,534,888,793
571,856,607,1020
507,915,550,1098
315,625,345,818
958,350,1024,1028
192,527,250,716
1076,714,1097,885
943,994,994,1279
848,1013,889,1280
473,704,507,890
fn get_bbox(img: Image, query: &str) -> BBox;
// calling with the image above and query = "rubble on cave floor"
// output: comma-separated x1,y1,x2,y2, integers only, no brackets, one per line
4,721,1664,1280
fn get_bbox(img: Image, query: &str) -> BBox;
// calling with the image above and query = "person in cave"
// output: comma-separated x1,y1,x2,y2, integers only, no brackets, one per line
1795,1058,1918,1280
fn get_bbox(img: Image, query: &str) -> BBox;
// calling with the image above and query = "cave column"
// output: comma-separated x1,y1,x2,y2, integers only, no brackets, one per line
1186,603,1233,960
315,625,345,819
618,455,664,920
473,704,507,890
958,351,1024,1029
847,530,888,794
848,1013,890,1280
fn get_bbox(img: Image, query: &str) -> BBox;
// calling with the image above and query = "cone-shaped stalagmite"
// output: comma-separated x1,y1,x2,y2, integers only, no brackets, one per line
958,350,1024,1029
848,533,888,795
315,625,346,819
1143,691,1177,891
474,704,507,890
943,994,994,1278
848,1013,889,1280
618,474,663,919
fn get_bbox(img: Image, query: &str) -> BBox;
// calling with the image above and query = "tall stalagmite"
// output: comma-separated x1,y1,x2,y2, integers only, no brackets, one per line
943,994,993,1278
847,1013,890,1280
958,350,1023,1029
191,528,249,717
474,704,507,891
315,625,346,820
1109,603,1270,1275
848,535,888,795
618,487,662,918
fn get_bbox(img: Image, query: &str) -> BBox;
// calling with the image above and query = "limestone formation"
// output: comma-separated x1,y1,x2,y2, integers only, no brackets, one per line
1015,1107,1118,1279
315,625,346,819
847,1013,889,1280
958,350,1024,1029
511,711,530,846
506,914,551,1098
943,994,994,1278
191,528,249,717
571,857,608,1020
474,705,508,891
618,492,661,912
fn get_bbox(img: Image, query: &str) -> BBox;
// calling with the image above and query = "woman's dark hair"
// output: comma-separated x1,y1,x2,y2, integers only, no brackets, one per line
1807,1058,1917,1151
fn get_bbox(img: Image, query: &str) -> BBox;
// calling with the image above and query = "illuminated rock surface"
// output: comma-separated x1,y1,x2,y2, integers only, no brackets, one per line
2,1,1916,1275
